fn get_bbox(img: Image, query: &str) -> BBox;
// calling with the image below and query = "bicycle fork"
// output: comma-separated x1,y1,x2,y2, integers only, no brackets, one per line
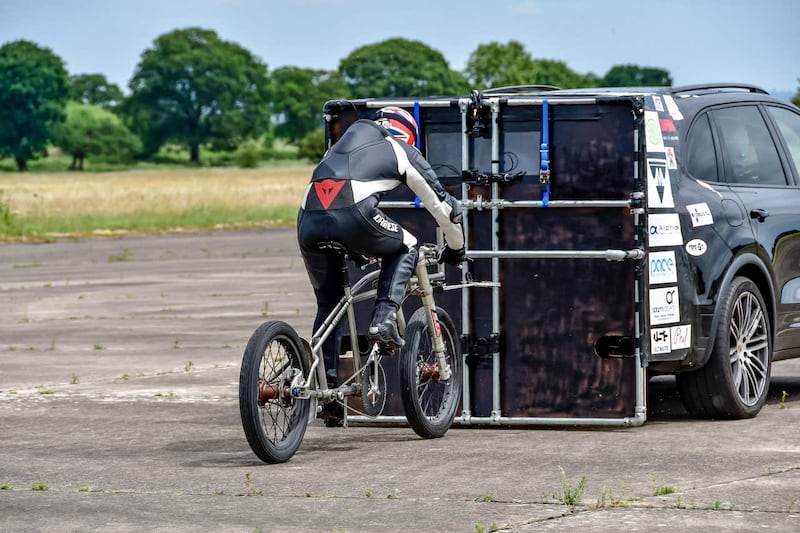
415,259,452,381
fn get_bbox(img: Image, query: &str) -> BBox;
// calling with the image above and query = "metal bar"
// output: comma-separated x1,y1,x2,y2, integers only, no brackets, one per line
459,98,472,421
466,249,644,261
345,414,646,427
499,97,599,106
363,99,456,108
489,98,502,420
380,200,633,209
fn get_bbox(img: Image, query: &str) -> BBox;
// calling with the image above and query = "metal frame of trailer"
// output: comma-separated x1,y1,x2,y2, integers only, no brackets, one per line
324,90,651,427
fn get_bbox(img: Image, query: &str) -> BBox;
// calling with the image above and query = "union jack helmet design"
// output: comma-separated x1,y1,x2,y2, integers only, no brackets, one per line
371,106,417,146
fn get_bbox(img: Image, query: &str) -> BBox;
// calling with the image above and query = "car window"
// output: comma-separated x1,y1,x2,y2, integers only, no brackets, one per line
766,105,800,180
686,114,719,181
713,106,787,186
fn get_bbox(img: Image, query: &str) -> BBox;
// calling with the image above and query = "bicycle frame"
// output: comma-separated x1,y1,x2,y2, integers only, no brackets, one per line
290,244,450,409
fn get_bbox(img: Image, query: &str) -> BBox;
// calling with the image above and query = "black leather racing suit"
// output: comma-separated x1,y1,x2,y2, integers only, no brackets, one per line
297,119,464,376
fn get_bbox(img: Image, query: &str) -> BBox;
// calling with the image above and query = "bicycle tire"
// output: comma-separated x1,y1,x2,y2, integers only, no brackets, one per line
399,306,463,439
239,320,310,463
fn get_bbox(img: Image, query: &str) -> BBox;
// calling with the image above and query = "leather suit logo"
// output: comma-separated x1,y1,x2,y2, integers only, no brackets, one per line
313,179,345,209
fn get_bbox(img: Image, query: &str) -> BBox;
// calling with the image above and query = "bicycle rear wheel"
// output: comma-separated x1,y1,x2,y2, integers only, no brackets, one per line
399,306,463,438
239,320,310,463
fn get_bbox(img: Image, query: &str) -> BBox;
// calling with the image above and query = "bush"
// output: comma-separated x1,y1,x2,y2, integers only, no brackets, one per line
0,191,18,235
297,129,326,162
235,139,263,168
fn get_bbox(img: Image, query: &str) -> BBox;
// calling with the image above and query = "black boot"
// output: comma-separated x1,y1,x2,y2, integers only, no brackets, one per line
368,306,404,348
368,247,417,349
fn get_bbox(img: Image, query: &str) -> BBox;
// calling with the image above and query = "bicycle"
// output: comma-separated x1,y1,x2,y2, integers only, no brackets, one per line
239,242,463,464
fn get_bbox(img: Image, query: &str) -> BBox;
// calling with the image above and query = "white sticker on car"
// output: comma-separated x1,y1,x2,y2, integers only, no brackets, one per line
685,239,708,256
651,328,671,354
648,213,683,247
670,324,691,350
686,202,714,227
649,251,678,285
663,95,684,120
650,286,681,325
665,147,677,169
647,158,675,208
652,96,664,112
645,111,665,152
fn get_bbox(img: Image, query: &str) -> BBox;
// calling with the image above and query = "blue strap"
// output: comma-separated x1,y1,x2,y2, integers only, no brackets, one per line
414,196,421,208
540,99,551,207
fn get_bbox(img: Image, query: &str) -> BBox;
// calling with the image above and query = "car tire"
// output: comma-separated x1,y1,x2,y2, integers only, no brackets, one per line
676,276,772,419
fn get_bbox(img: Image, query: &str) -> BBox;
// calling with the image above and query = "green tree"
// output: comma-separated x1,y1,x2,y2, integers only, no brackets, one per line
126,27,271,163
339,38,468,98
601,64,673,87
51,102,141,170
792,80,800,107
297,129,326,162
70,74,125,110
271,67,348,142
530,59,596,89
465,40,536,89
0,40,69,170
465,41,594,90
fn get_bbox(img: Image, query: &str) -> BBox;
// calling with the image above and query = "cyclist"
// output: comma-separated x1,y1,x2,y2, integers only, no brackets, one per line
297,106,464,423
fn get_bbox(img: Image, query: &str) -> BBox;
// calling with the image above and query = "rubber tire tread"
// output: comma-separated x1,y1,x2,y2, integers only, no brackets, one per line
239,320,310,463
675,277,771,419
399,306,463,439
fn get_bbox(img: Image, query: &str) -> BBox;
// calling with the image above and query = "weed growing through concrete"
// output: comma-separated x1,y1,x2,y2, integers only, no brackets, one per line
31,482,49,491
261,302,270,318
472,494,497,502
71,374,79,385
184,360,194,372
244,472,263,496
386,487,400,499
93,344,106,350
1,483,14,490
780,390,789,409
108,248,133,262
557,466,587,510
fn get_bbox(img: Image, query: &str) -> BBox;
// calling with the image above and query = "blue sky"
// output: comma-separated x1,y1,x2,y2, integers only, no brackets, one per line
2,0,798,96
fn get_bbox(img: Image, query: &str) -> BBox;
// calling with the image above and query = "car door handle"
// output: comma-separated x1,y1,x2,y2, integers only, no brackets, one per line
749,209,769,223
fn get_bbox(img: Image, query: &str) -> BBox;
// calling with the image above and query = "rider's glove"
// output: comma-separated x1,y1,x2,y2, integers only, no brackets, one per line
438,245,465,266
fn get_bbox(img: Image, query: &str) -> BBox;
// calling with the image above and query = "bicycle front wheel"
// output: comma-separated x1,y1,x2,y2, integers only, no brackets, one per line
399,306,463,438
239,320,310,463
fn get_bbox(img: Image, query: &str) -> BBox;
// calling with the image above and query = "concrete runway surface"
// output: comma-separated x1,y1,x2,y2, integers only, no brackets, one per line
1,228,799,532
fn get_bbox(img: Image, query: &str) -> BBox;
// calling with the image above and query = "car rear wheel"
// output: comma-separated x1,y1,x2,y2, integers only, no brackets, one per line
676,277,772,419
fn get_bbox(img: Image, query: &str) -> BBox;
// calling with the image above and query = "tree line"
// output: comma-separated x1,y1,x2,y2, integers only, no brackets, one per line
0,28,697,171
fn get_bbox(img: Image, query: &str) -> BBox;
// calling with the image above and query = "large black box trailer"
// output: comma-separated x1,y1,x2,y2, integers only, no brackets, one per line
325,88,650,426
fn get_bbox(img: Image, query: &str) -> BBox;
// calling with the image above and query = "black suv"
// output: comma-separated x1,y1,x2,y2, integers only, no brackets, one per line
644,84,800,418
323,84,800,423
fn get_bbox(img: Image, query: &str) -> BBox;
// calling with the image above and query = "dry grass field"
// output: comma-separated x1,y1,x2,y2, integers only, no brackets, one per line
0,164,314,239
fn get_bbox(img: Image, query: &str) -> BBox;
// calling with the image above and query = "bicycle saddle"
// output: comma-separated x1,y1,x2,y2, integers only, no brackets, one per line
316,241,372,267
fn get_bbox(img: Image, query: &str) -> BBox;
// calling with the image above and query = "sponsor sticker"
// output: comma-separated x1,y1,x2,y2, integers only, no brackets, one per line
648,213,683,247
685,239,708,256
663,95,684,120
645,111,665,152
665,147,678,169
649,251,678,285
647,158,675,208
651,324,691,354
652,95,665,112
649,286,681,325
651,327,671,354
686,202,714,227
671,324,691,350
